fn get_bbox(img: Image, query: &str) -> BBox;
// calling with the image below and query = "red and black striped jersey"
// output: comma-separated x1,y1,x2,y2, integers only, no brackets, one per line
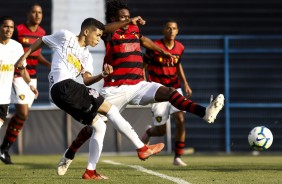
14,24,46,78
102,25,144,86
144,39,184,88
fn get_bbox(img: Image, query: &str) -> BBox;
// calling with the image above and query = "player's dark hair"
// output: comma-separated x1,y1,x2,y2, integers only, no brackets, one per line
81,18,105,31
163,19,178,26
105,0,130,23
27,2,42,13
0,16,14,26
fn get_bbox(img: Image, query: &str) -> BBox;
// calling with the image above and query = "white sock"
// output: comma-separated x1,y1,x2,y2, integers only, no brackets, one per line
106,105,144,149
87,117,106,170
0,120,3,129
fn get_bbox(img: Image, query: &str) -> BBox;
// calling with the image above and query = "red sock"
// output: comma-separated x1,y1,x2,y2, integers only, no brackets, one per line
4,115,25,144
175,141,185,158
69,126,93,152
169,91,205,118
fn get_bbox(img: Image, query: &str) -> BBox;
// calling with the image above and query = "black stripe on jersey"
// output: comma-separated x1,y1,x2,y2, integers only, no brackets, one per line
113,61,143,69
148,71,176,80
113,51,143,60
110,73,143,81
27,56,38,60
18,35,42,39
110,39,139,46
26,65,36,70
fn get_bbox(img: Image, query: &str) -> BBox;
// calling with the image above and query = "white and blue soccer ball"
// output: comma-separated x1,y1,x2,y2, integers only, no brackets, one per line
248,126,273,150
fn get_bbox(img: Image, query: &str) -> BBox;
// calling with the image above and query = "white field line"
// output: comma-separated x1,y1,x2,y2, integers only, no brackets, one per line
103,160,191,184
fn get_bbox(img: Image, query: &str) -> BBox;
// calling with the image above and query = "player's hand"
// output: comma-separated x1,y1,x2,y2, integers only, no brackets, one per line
185,85,192,98
159,50,175,66
131,16,146,26
102,63,113,77
30,85,39,99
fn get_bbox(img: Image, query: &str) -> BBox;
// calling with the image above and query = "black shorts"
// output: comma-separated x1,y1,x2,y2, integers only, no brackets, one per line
0,104,9,121
50,79,105,125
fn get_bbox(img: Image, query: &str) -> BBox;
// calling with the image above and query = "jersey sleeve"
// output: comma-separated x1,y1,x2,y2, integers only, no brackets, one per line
42,30,65,49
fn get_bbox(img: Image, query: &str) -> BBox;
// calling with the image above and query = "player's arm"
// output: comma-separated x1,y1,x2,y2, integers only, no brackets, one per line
15,38,45,69
104,16,145,34
82,64,113,86
38,53,51,69
140,36,173,65
177,63,192,98
18,67,39,99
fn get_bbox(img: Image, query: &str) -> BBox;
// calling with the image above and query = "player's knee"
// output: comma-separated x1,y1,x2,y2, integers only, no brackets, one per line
15,112,28,121
155,86,176,101
167,87,176,96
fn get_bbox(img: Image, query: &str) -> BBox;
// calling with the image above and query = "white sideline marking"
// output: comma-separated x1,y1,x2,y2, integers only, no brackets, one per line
103,160,191,184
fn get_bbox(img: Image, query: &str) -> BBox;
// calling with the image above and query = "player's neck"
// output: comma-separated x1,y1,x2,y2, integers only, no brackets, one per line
0,37,10,45
26,22,39,32
163,39,174,50
77,35,86,47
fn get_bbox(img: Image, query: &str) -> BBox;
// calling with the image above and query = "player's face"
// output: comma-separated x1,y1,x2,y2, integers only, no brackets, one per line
28,5,43,25
115,9,130,30
0,20,14,40
163,22,179,41
85,28,103,47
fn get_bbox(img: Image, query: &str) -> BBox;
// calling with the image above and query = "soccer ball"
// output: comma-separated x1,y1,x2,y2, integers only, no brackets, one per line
248,126,273,150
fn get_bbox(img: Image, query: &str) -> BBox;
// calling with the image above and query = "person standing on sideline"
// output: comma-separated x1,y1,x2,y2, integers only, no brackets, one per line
0,3,51,164
141,19,191,166
14,17,165,180
0,16,38,145
57,0,224,177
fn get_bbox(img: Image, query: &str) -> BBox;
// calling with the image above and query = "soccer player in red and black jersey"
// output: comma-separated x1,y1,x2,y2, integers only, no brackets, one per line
57,0,224,177
0,3,51,165
141,20,191,166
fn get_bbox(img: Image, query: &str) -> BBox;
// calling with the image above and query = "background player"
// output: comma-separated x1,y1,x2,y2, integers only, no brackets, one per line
141,19,190,166
0,3,51,164
0,16,38,164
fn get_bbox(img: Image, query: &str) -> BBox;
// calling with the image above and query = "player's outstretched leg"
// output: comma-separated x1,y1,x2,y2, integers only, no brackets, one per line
106,105,165,160
203,94,225,123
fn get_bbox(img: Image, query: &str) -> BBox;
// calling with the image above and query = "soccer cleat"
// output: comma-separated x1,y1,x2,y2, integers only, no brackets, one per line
82,172,109,180
57,156,73,175
203,94,224,123
137,143,165,161
173,157,187,166
141,125,152,144
0,149,13,164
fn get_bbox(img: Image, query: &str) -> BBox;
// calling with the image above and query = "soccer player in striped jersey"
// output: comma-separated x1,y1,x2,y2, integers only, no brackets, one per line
0,3,51,164
0,16,38,164
141,20,191,166
57,0,224,177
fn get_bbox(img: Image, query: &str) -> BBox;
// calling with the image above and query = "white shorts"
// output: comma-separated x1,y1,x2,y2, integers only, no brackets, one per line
151,88,184,126
11,78,36,108
100,81,162,112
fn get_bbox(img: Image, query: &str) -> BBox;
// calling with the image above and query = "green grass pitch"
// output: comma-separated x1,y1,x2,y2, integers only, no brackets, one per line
0,154,282,184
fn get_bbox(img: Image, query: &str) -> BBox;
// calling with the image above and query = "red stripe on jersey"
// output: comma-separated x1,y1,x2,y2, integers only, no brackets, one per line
15,24,46,77
103,25,144,86
145,39,184,88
